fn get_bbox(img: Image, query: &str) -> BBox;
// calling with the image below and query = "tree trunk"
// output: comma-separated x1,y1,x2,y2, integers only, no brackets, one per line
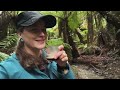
98,11,120,31
94,12,103,31
87,11,94,46
75,28,85,44
58,18,62,38
67,27,80,58
62,11,69,43
62,19,68,43
0,11,12,40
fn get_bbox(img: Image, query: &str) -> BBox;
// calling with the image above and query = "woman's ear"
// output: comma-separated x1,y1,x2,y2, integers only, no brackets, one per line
17,32,24,42
17,32,21,37
17,27,24,37
17,31,23,39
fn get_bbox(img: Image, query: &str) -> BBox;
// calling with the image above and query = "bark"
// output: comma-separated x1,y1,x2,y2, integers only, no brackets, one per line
75,28,85,44
67,27,80,58
87,11,94,46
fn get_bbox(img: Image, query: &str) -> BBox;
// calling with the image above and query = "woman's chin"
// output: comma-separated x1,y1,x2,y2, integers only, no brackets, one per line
33,41,46,49
36,44,45,49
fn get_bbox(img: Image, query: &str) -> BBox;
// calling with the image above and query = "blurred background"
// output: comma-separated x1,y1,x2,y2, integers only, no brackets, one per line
0,11,120,79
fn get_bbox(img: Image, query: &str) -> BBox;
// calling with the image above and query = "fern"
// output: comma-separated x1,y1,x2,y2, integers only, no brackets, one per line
0,52,9,62
0,34,18,49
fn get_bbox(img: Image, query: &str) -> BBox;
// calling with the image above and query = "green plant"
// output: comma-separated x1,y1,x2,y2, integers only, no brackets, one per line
46,38,64,47
0,34,18,49
0,52,9,62
78,44,87,49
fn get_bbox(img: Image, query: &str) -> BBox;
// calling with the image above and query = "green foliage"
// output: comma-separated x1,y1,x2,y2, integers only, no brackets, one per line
47,30,55,39
78,44,87,49
0,34,18,49
68,11,80,30
0,52,9,62
47,27,59,39
40,11,60,39
63,43,73,61
81,45,101,55
40,11,64,19
80,29,88,41
46,38,64,47
83,47,93,55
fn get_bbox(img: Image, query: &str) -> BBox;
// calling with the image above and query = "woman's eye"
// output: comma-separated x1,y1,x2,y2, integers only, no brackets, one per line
42,29,46,31
27,28,46,33
30,29,40,32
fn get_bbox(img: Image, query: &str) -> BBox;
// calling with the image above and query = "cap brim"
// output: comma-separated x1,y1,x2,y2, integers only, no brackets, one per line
41,15,56,28
20,15,56,28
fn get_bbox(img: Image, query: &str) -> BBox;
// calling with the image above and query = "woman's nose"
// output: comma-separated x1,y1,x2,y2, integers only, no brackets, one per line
39,32,45,36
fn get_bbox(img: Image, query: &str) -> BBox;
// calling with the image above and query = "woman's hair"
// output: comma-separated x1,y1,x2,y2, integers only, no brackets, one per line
12,14,48,70
15,30,48,70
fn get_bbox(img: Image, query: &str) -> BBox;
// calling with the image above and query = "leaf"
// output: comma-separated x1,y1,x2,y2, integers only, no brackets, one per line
0,33,18,49
0,52,9,61
68,11,79,30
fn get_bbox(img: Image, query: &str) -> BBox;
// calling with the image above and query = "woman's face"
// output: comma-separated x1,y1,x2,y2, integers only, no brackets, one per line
19,21,47,50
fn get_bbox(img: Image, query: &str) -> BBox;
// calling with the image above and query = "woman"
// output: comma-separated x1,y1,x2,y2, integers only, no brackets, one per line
0,11,75,79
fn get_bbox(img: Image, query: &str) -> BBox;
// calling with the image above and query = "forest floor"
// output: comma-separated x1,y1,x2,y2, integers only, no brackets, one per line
71,55,120,79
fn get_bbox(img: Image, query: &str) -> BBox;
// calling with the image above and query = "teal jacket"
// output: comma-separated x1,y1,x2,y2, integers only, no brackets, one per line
0,52,75,79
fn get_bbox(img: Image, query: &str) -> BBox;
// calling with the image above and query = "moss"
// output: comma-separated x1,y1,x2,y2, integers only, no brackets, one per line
63,43,73,62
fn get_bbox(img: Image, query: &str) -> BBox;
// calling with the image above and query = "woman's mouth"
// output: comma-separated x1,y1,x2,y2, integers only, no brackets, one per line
35,39,45,43
35,36,46,43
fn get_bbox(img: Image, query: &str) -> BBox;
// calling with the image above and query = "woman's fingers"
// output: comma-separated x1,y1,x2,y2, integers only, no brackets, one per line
54,51,68,61
59,51,67,60
58,45,64,51
53,45,68,65
54,51,63,59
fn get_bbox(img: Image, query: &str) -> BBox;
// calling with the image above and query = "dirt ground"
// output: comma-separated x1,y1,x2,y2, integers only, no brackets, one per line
71,55,120,79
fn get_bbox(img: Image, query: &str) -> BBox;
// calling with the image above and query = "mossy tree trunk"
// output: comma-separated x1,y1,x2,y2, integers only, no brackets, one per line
58,11,80,58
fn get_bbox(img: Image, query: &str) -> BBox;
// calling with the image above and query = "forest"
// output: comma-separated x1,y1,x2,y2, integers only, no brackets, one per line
0,11,120,79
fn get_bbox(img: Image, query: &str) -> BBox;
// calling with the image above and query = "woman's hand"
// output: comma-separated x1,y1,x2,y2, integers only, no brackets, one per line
54,45,68,67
